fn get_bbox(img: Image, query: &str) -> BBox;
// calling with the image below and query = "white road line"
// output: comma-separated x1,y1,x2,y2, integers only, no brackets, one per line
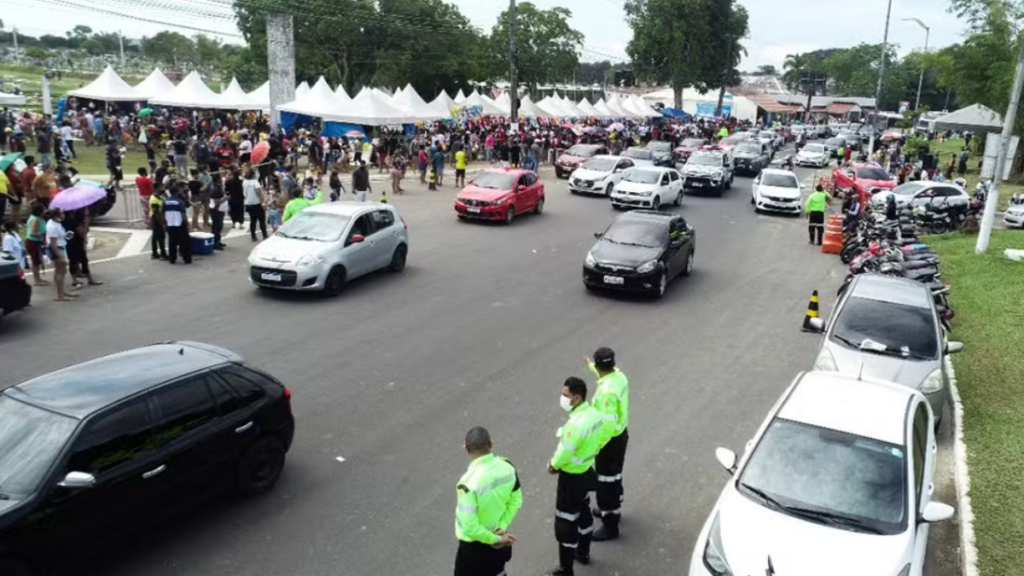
116,230,154,258
947,356,979,576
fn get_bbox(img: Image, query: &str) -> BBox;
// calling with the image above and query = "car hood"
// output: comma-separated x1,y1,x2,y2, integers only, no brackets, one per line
1007,205,1024,215
683,164,724,176
458,186,513,202
735,151,760,159
675,146,700,154
859,178,896,191
571,168,610,181
615,180,658,194
251,234,323,264
798,150,825,157
650,150,672,159
758,185,801,199
715,490,910,576
824,341,938,388
557,154,587,164
590,240,662,268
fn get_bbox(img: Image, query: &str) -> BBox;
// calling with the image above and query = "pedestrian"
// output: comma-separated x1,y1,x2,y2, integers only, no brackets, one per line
242,168,268,241
957,148,969,177
106,138,123,190
209,173,227,250
587,348,629,541
196,166,213,230
36,124,52,167
60,121,76,158
418,144,428,184
164,184,192,264
45,207,75,301
433,144,445,186
804,184,831,246
390,153,404,196
64,208,101,289
23,201,49,285
20,154,37,206
282,179,322,223
453,426,522,576
2,221,26,273
136,167,155,227
548,377,603,576
149,184,168,260
328,169,346,201
352,160,371,202
455,146,467,188
226,167,245,229
172,135,189,174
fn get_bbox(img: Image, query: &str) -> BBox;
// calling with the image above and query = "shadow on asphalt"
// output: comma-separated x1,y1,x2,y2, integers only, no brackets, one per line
250,266,422,303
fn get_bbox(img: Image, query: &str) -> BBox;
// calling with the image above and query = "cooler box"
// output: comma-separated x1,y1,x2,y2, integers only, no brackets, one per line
190,232,215,255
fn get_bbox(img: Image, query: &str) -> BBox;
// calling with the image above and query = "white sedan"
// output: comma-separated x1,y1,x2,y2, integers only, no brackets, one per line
1004,202,1024,228
796,143,829,167
689,371,954,576
568,155,636,196
752,169,803,215
610,167,684,210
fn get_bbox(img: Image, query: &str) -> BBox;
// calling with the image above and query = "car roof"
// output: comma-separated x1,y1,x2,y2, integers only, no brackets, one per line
848,273,934,309
306,202,393,217
4,341,241,419
778,372,913,445
616,209,676,224
591,154,623,161
760,168,798,178
628,166,674,173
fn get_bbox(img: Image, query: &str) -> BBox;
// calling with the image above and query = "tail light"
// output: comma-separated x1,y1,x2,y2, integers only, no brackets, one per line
18,267,25,281
283,388,292,403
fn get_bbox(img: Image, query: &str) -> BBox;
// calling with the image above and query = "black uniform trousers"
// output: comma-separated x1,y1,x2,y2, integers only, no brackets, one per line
555,469,595,573
167,225,192,264
454,540,512,576
595,428,629,529
151,222,167,258
808,211,825,244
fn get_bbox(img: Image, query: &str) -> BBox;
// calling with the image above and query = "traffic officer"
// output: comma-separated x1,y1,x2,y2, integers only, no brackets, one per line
454,426,522,576
804,185,832,246
548,377,604,576
585,348,630,542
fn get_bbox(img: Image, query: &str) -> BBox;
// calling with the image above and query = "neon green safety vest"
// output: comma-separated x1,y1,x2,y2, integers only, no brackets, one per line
551,401,605,474
805,190,830,213
455,454,522,545
282,189,324,223
590,364,629,441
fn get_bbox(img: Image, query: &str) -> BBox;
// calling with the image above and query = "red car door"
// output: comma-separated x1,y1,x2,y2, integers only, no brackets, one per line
527,173,543,207
518,174,536,211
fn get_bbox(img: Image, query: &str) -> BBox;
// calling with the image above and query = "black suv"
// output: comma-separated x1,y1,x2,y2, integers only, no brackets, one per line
0,341,295,575
0,250,31,320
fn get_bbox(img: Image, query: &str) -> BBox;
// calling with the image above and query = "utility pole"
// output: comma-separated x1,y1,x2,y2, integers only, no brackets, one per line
867,0,893,157
118,30,125,68
11,27,18,62
976,39,1024,253
508,0,519,132
716,38,734,117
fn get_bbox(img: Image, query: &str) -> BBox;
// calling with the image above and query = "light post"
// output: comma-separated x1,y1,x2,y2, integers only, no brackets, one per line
903,17,930,110
868,0,893,156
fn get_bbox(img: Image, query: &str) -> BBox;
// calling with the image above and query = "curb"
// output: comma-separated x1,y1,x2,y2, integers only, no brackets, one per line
946,356,980,576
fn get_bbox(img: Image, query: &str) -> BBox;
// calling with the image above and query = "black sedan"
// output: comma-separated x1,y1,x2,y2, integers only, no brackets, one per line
0,250,31,320
583,211,696,298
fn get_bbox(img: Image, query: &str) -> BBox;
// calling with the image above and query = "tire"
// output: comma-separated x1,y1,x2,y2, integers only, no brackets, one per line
237,436,286,497
653,196,661,210
750,195,755,205
715,185,723,198
652,270,667,299
674,191,683,206
682,249,694,276
504,206,516,225
930,220,948,235
388,244,407,272
324,266,346,296
555,169,563,179
534,196,544,214
605,183,614,197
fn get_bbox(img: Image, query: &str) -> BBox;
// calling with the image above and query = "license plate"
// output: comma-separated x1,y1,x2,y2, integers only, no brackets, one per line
468,207,481,213
692,181,704,187
603,275,624,285
260,272,282,282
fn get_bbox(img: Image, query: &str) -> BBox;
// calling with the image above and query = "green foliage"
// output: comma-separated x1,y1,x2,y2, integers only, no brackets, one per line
754,64,777,76
897,106,930,129
487,2,584,90
142,31,197,67
24,45,50,60
575,61,614,86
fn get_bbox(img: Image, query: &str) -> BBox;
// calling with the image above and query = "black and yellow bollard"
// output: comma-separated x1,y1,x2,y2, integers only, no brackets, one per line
428,169,437,191
800,290,821,332
380,190,388,203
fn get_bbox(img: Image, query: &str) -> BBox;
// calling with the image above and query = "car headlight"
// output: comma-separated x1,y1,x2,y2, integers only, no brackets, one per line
585,251,596,268
639,190,653,197
296,254,325,268
637,260,658,274
920,368,945,394
494,197,508,206
702,514,733,576
814,348,838,371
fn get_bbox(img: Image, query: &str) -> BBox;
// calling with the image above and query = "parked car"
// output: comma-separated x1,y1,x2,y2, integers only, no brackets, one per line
555,144,608,178
832,162,896,197
610,167,684,210
622,147,656,167
873,181,971,211
751,169,803,215
455,168,545,225
733,141,771,176
583,210,695,298
674,138,708,165
0,342,296,575
806,273,963,421
796,143,829,168
757,130,782,151
838,131,862,151
0,250,31,320
824,137,846,157
689,370,954,576
569,155,634,197
681,150,734,197
645,140,676,167
718,133,756,152
1004,202,1024,228
248,202,409,296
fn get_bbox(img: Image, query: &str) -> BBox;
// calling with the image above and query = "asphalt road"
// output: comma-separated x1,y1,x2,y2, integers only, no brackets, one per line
3,153,937,576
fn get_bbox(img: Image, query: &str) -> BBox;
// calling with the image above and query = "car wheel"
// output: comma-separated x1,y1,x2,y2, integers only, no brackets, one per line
715,185,723,198
555,169,563,179
534,196,545,214
324,266,346,296
674,191,683,206
388,244,407,272
750,194,755,205
652,270,667,299
504,206,516,225
605,182,614,197
237,436,286,497
457,214,467,221
653,195,661,210
682,249,694,276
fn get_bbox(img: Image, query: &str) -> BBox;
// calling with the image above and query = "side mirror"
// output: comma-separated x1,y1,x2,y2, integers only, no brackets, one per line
58,471,96,489
715,447,737,474
806,317,825,333
946,341,964,354
593,232,603,239
350,234,365,244
921,501,955,523
518,185,527,192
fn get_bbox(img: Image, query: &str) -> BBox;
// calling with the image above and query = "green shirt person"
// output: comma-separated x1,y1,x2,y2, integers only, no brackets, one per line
805,185,832,245
282,188,323,223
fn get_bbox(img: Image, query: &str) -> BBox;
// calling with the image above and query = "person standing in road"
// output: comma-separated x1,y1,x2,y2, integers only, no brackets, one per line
587,347,629,542
804,184,831,246
209,173,227,250
45,207,75,301
352,160,371,202
433,144,446,186
136,167,155,228
149,184,168,260
453,426,522,576
242,168,268,241
548,377,603,576
454,146,467,188
226,167,246,230
36,124,52,167
164,184,192,264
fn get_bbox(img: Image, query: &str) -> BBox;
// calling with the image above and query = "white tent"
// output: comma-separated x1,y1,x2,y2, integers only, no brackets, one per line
517,94,552,119
246,81,270,110
430,91,456,119
391,83,443,121
335,84,351,102
606,96,636,119
495,91,512,112
219,78,252,109
0,91,26,105
69,65,143,102
559,95,587,117
133,68,176,100
576,98,601,118
931,103,1004,133
295,81,311,100
593,98,617,118
278,77,345,118
454,89,467,104
627,95,661,118
484,93,510,115
537,96,567,118
149,70,222,108
330,90,416,125
464,90,505,116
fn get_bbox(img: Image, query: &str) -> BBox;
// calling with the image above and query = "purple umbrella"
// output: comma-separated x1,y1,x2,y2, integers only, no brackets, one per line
49,185,109,211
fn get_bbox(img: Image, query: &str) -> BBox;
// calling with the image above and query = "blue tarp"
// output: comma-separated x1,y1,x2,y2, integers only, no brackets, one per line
323,122,366,140
279,113,368,141
659,108,691,119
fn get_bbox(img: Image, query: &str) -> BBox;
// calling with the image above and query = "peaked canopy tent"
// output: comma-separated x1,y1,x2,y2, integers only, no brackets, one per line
606,96,637,119
335,84,351,102
931,103,1004,133
576,98,602,118
390,84,443,121
558,96,588,118
68,65,144,102
495,92,512,112
454,89,467,104
328,90,417,125
516,95,552,119
483,93,510,116
246,81,270,110
593,98,617,118
218,78,254,110
278,77,343,117
133,68,176,100
149,71,223,109
430,91,456,119
463,91,505,116
295,82,311,101
628,95,662,118
536,96,569,118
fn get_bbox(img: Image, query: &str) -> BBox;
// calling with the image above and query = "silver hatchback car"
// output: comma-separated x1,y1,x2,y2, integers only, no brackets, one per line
248,202,409,295
806,274,963,421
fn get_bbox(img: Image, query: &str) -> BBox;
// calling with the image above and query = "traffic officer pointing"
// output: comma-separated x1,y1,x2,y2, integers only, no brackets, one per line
454,426,522,576
587,347,629,541
548,377,604,576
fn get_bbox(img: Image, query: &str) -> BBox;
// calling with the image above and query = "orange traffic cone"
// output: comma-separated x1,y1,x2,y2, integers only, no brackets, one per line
801,290,821,332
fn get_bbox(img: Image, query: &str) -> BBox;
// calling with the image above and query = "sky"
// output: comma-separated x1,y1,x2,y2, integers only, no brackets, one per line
6,0,969,71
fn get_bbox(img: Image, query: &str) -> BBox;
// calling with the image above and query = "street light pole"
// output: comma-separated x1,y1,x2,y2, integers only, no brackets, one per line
903,18,930,110
508,0,519,132
867,0,893,156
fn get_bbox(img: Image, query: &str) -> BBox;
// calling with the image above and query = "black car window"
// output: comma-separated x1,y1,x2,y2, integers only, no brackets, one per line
523,173,538,186
617,160,633,170
150,376,218,446
831,296,939,359
370,209,395,233
669,171,680,182
67,399,153,475
214,366,267,414
912,404,928,506
348,214,373,240
603,218,668,248
661,173,670,185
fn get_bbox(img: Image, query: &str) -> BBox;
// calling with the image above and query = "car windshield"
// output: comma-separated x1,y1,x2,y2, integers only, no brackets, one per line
856,167,893,181
803,144,825,154
581,157,617,172
738,418,907,534
826,138,845,146
623,169,662,184
0,396,79,497
566,145,600,158
688,154,722,166
647,141,672,152
891,182,927,197
737,143,762,154
681,139,705,147
276,211,352,242
762,173,799,188
471,171,518,190
624,149,653,160
603,218,667,248
831,296,938,359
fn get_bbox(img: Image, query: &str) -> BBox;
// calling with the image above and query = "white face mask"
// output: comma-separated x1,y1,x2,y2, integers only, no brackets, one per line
559,395,574,412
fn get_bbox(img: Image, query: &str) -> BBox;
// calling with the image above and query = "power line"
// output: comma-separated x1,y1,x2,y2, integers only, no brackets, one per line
22,0,243,37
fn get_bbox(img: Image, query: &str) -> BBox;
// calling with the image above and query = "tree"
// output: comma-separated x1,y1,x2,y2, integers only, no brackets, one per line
625,0,712,109
39,34,69,49
25,45,50,61
71,25,92,38
755,64,777,76
782,50,834,117
576,61,613,86
486,2,583,91
820,43,897,98
194,34,225,72
143,31,197,67
694,0,748,116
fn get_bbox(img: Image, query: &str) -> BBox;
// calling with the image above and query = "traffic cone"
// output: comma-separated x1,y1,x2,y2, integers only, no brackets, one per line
800,290,821,332
429,169,437,191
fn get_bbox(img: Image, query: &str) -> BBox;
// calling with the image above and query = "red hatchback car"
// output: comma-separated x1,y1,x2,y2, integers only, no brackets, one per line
832,162,896,196
455,169,545,224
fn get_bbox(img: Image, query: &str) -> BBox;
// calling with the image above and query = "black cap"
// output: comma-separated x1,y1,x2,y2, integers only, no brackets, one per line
593,347,615,370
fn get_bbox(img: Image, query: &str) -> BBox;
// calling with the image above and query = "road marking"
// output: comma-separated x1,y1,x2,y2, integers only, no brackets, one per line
947,357,979,576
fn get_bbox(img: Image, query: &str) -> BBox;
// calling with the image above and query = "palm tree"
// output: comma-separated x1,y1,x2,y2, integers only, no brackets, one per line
783,53,821,119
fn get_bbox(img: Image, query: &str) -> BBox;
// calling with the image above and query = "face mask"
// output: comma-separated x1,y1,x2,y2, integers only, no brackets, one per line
559,395,573,412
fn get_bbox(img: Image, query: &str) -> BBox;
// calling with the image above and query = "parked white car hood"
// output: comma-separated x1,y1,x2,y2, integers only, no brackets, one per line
250,235,321,264
614,180,658,194
571,168,611,181
798,150,825,159
758,185,801,200
714,490,909,576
